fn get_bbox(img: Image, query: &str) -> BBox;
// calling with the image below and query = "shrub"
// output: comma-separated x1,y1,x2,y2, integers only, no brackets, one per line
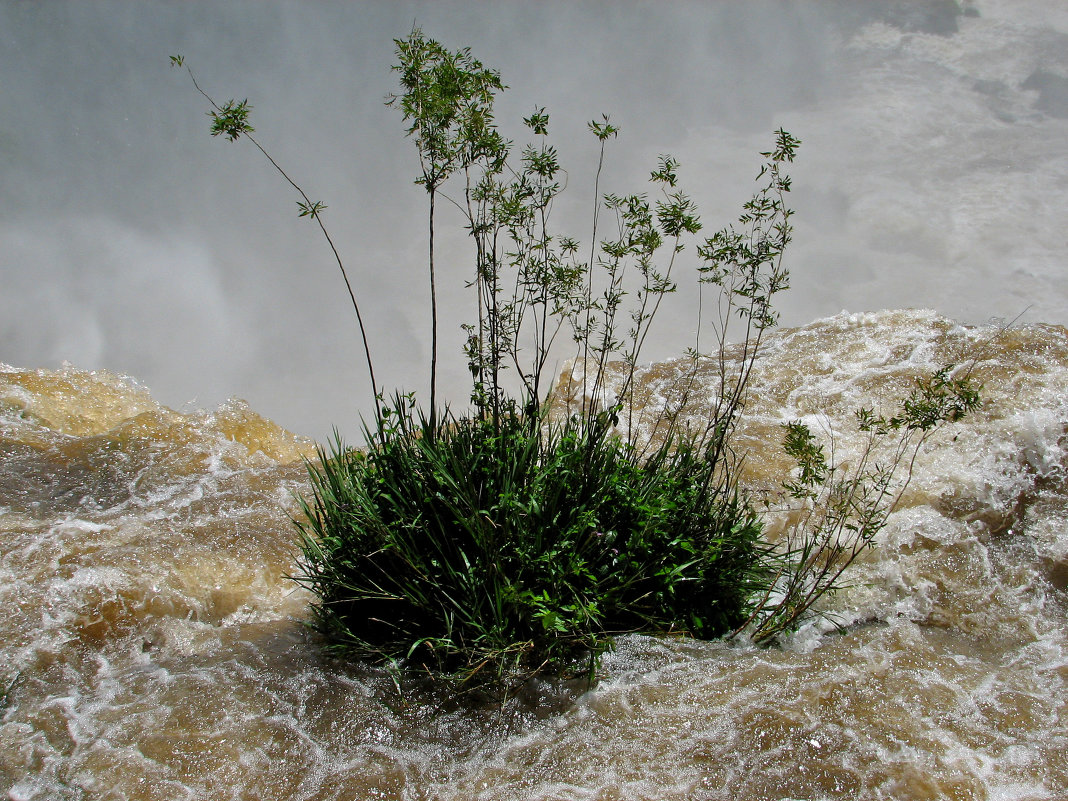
173,29,981,686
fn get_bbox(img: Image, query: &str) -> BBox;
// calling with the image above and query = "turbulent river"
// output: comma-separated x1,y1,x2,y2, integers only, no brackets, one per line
2,309,1066,800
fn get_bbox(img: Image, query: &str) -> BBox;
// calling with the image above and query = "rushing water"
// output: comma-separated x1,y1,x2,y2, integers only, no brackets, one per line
2,309,1067,800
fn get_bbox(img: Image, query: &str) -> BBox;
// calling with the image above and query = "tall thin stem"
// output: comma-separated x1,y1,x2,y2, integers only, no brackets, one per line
580,133,610,421
428,187,439,425
185,67,381,420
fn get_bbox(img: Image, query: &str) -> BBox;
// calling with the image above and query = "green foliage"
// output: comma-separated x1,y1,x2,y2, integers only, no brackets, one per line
294,398,767,682
208,98,254,142
296,199,328,219
781,421,830,501
388,28,506,193
697,128,798,333
292,31,815,681
858,364,982,433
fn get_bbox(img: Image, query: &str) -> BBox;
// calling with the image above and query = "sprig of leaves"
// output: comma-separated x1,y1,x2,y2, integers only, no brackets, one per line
208,98,254,141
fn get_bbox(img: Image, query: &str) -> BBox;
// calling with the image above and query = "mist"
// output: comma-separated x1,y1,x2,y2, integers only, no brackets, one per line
3,0,1066,441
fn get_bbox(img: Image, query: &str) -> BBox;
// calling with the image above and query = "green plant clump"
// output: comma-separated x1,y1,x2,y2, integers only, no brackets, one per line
174,29,981,686
296,399,767,680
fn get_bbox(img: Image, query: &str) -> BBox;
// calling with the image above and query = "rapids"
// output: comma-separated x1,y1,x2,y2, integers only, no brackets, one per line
1,309,1066,800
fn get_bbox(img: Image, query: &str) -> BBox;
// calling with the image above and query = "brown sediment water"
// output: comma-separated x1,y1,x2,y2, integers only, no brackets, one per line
1,309,1066,800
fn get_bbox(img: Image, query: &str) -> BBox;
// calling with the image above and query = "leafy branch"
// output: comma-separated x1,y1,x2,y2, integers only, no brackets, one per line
387,27,506,424
740,365,983,643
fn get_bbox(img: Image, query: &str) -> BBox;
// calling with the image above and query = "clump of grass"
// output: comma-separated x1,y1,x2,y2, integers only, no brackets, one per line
294,396,767,682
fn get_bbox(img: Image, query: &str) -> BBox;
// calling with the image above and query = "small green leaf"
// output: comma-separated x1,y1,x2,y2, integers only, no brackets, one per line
297,200,328,219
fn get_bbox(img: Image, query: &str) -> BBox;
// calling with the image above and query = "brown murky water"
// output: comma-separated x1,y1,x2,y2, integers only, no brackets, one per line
2,309,1066,800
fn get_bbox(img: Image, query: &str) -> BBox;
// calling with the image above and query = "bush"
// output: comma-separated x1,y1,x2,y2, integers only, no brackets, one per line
174,28,981,687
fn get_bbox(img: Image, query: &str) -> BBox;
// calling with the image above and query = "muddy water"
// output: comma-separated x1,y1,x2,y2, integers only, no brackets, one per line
2,309,1066,800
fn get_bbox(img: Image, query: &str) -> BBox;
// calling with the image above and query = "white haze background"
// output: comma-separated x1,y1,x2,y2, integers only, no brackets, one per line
2,0,1067,441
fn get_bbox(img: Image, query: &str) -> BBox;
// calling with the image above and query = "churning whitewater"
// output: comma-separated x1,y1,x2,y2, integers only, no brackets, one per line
1,309,1066,800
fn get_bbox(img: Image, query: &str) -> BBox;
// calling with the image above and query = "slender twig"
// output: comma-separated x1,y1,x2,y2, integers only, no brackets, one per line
182,65,381,420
